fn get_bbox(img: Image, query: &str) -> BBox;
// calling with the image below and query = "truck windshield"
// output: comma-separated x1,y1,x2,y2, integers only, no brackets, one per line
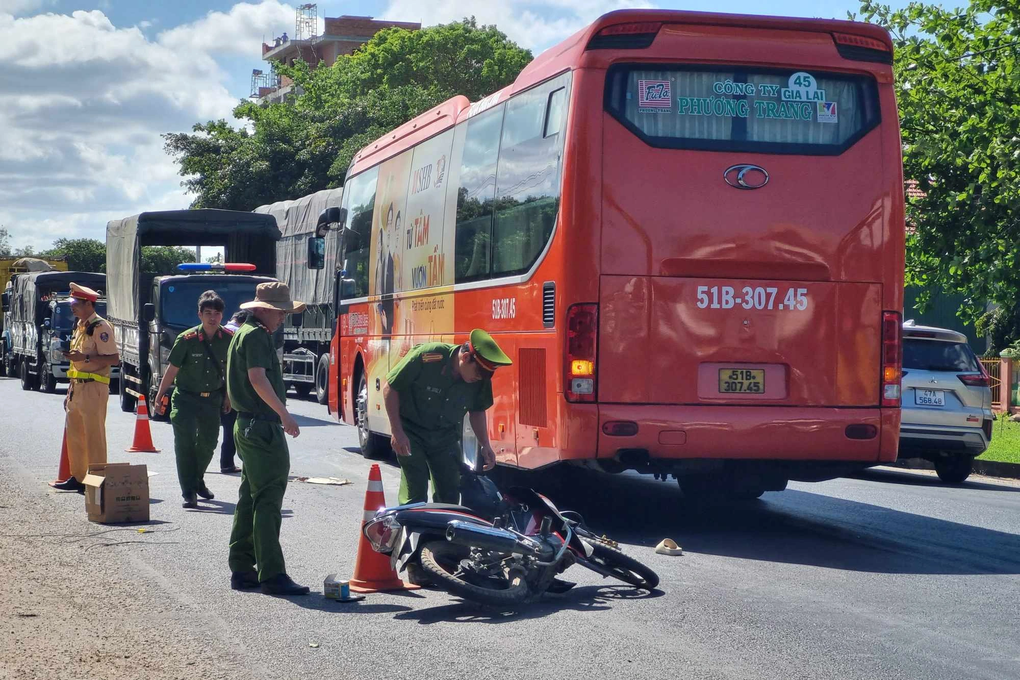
52,301,107,330
160,281,261,329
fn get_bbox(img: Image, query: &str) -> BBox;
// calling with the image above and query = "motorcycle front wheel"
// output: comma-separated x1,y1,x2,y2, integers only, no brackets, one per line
583,542,660,590
419,541,530,607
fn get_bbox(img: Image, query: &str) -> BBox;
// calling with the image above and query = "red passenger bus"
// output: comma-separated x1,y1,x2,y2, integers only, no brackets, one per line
315,9,905,498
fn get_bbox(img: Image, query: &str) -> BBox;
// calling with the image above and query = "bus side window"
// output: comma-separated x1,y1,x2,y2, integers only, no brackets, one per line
454,103,505,283
492,73,571,277
341,166,379,299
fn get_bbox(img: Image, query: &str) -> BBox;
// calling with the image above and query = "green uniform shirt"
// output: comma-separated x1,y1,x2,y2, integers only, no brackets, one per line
227,318,285,417
386,343,494,446
167,324,232,395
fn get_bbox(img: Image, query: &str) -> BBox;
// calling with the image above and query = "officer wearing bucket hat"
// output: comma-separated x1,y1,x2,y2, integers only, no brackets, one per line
382,329,512,507
53,282,119,492
225,282,309,596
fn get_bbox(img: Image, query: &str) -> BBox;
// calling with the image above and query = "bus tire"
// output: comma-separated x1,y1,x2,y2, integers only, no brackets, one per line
356,371,389,460
315,353,329,405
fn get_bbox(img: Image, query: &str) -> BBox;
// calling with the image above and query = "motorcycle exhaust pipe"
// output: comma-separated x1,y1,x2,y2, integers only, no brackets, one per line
445,520,522,553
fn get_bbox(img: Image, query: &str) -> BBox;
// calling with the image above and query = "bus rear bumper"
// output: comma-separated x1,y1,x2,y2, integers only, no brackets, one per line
597,404,899,465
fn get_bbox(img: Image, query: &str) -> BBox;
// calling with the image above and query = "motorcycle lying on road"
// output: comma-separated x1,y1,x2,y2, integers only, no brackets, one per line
362,461,659,607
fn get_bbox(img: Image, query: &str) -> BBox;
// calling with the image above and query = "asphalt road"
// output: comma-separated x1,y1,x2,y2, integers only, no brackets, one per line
2,377,1019,680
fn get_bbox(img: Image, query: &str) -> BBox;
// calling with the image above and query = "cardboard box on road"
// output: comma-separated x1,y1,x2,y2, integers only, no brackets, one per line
83,463,149,524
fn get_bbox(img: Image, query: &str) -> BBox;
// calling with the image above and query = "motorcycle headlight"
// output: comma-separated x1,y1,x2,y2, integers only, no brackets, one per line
363,513,401,554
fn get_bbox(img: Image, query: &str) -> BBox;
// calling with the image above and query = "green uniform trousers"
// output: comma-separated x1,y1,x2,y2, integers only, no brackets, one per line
170,389,222,497
228,417,290,582
397,435,461,505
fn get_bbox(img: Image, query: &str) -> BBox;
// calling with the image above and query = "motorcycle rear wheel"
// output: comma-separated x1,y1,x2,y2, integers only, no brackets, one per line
584,542,660,590
419,541,530,607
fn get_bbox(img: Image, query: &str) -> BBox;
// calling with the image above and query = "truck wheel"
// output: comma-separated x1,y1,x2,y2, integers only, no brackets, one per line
119,369,137,413
42,365,57,393
315,353,329,405
20,361,32,391
356,372,389,460
0,354,6,378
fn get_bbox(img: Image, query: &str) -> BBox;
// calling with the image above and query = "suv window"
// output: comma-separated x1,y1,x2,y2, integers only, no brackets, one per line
903,339,981,373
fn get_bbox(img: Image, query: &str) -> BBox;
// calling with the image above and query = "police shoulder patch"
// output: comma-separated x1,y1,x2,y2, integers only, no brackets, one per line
100,331,109,343
223,326,235,336
421,352,444,363
182,331,199,340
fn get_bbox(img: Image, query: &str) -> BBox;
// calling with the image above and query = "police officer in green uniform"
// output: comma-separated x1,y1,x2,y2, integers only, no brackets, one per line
154,290,232,508
382,329,512,506
226,282,309,596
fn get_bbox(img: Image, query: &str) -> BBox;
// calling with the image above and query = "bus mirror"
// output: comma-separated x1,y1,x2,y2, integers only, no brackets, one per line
340,278,357,299
307,236,325,270
315,207,345,237
143,303,156,323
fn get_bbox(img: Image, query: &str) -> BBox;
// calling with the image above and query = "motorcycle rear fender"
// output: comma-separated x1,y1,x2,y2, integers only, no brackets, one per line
394,508,489,533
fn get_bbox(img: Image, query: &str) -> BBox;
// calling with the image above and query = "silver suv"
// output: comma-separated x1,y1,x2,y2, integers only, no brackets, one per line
898,322,993,483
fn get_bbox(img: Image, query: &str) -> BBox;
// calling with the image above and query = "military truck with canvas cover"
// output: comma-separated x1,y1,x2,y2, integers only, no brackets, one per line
3,270,115,392
106,209,281,414
0,257,68,377
254,187,343,404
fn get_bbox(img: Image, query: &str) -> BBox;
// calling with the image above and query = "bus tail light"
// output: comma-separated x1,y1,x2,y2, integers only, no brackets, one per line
565,304,598,403
832,31,893,64
881,311,902,407
587,22,661,50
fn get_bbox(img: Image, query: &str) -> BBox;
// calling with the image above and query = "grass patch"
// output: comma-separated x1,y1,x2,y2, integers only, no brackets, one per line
979,416,1020,464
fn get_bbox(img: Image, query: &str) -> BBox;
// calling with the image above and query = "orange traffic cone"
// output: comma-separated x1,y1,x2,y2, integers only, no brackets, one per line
47,425,71,488
125,395,160,453
349,464,419,593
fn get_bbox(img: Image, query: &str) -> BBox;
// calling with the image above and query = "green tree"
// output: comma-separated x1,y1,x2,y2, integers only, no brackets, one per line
164,18,532,211
39,238,106,272
141,246,196,275
859,1,1020,348
0,226,11,258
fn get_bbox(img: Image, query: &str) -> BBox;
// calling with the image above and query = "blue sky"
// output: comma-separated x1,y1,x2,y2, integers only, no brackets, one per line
0,0,918,251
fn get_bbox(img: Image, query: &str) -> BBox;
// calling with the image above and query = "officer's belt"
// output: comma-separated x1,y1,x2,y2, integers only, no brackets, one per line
177,387,222,399
235,411,281,424
67,369,110,385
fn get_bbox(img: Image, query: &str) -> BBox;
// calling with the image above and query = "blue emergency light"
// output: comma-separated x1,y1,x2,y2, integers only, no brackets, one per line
177,262,257,273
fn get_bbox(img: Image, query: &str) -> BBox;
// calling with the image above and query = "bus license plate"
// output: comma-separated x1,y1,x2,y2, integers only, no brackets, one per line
719,369,765,394
915,390,945,407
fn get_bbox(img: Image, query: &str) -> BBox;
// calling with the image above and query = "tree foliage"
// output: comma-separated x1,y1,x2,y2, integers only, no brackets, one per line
39,238,106,272
859,1,1020,345
163,18,532,212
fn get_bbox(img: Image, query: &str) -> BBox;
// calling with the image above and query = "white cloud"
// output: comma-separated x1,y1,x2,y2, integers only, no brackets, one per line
381,0,656,52
0,5,287,251
0,0,45,16
158,0,295,57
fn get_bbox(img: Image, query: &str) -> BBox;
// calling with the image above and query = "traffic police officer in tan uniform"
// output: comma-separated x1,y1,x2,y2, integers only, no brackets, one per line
53,283,119,492
382,329,511,506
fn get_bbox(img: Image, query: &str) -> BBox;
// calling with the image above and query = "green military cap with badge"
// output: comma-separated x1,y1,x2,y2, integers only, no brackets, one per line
467,328,512,374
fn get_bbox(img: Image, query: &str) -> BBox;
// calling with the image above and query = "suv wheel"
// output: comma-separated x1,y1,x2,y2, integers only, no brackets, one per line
935,456,973,484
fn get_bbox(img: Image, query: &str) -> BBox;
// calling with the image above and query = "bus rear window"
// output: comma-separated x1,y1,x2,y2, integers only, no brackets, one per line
605,64,881,155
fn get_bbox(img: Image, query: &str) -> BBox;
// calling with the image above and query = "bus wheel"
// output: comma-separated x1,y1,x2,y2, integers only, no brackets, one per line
356,372,389,460
315,353,329,405
42,366,57,393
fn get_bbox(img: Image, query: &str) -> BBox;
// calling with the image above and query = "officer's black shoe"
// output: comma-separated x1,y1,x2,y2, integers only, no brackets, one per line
50,477,85,492
197,484,214,500
230,570,260,590
182,491,198,509
260,573,310,596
